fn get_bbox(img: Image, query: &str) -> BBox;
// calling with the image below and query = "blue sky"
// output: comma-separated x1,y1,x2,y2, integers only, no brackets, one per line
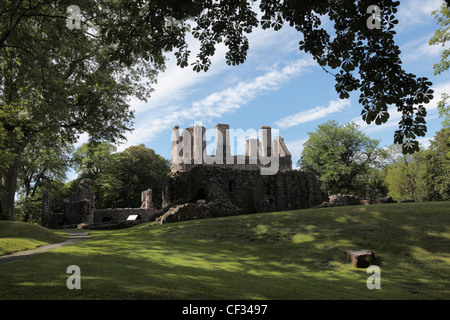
77,0,450,169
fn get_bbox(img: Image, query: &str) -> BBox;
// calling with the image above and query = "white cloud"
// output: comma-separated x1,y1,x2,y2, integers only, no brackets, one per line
396,0,442,31
274,98,351,129
191,59,314,118
119,59,315,150
132,22,304,115
417,137,432,149
74,132,89,149
400,33,443,63
285,138,308,158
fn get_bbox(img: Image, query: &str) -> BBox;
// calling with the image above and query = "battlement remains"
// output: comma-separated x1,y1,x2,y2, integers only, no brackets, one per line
171,124,292,174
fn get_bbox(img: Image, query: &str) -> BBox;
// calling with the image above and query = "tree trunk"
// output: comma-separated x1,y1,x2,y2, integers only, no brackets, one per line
1,156,21,220
0,133,30,220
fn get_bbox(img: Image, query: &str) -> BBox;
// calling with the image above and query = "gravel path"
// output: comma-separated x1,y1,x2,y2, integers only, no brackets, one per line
0,230,92,264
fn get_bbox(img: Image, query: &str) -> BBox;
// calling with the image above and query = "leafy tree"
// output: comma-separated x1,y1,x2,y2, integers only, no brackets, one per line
430,3,450,76
72,141,118,178
422,129,450,200
1,0,436,219
71,143,170,209
299,120,386,197
13,133,73,222
430,2,450,140
115,145,170,209
72,141,123,209
18,133,73,198
0,0,144,219
384,144,428,201
384,129,450,201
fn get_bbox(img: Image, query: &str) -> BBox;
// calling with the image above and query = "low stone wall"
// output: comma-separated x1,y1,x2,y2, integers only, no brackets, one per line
156,199,244,224
48,212,66,228
317,194,397,208
78,220,144,230
42,180,161,228
93,208,161,223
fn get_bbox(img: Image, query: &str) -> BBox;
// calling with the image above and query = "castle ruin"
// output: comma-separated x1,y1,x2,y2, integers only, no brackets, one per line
42,124,327,228
157,124,327,224
170,124,292,174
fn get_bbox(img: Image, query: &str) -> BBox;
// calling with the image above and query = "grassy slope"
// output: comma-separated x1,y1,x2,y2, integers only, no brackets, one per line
0,202,449,299
0,221,67,256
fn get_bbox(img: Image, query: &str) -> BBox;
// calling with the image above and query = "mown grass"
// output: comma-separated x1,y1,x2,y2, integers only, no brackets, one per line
0,221,67,256
0,202,449,299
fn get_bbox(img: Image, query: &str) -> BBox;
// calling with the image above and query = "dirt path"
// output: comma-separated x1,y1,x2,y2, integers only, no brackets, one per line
0,230,92,264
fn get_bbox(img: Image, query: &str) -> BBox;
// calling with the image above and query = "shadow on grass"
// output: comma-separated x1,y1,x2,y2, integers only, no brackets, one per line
0,202,449,299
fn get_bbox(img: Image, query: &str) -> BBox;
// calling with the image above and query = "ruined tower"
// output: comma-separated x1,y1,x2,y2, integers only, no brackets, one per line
170,124,292,173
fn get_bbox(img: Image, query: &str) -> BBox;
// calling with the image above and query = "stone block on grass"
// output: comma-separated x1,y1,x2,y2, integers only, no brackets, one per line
345,250,376,268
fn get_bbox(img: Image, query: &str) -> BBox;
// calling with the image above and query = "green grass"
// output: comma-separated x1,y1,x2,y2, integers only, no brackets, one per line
0,221,67,256
0,202,449,299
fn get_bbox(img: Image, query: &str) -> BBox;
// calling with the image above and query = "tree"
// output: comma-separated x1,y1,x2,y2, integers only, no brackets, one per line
299,120,386,197
72,141,118,179
116,144,170,209
13,133,73,222
384,129,450,201
72,141,123,209
430,3,450,76
18,133,73,198
1,0,435,219
383,144,428,201
422,129,450,200
71,142,170,209
0,0,148,219
430,2,450,139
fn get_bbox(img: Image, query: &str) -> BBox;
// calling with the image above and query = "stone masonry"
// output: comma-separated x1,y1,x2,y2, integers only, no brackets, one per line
43,179,160,228
158,124,327,224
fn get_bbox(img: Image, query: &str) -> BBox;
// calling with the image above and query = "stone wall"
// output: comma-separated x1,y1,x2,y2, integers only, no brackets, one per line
156,199,244,224
64,179,95,225
162,166,327,219
44,180,160,228
93,208,160,223
48,212,66,228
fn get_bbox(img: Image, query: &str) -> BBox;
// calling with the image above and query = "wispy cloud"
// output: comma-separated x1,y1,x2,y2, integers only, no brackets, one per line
191,59,314,118
285,138,308,158
120,58,315,150
396,0,441,31
400,33,442,63
132,22,304,115
274,98,351,129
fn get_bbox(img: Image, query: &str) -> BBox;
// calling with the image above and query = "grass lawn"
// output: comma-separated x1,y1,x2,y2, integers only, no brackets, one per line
0,221,68,256
0,201,449,300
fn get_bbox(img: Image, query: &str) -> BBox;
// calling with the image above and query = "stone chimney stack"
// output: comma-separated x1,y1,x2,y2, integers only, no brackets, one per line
171,126,180,166
193,124,206,164
259,126,272,157
246,138,259,164
216,124,231,163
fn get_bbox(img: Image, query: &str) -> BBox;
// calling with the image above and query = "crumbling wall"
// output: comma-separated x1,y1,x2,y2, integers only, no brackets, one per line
43,181,159,228
41,189,51,228
93,208,160,223
162,166,327,221
64,179,95,225
156,199,244,224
